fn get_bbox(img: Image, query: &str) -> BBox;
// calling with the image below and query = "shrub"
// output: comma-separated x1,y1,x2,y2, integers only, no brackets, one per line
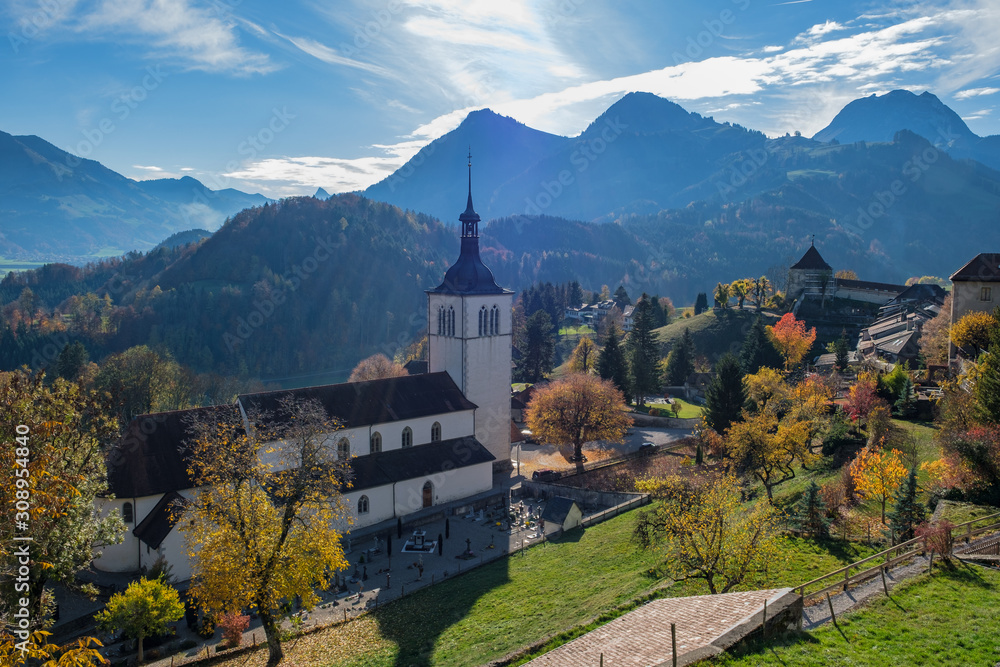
219,613,250,648
916,520,955,558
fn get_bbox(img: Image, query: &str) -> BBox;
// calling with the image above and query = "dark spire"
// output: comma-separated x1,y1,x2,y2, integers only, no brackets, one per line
429,152,506,295
459,147,480,237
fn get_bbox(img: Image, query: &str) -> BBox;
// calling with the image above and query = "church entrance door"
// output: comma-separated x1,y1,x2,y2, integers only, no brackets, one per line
422,481,433,508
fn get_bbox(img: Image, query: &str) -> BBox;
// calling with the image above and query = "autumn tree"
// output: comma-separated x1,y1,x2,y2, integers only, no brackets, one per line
634,473,783,594
0,371,123,626
714,282,731,309
95,577,184,663
597,324,629,395
766,313,817,370
703,353,746,434
0,631,105,666
182,398,352,666
727,411,813,501
919,292,952,365
515,310,555,383
568,336,598,373
844,372,889,437
626,294,661,407
850,445,908,524
750,276,770,312
662,328,695,386
951,310,997,358
730,279,751,309
526,373,632,462
835,269,858,280
348,353,407,382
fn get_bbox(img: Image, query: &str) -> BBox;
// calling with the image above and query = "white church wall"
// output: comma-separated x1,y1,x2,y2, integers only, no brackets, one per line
93,497,141,573
344,484,396,529
373,410,473,453
393,460,493,517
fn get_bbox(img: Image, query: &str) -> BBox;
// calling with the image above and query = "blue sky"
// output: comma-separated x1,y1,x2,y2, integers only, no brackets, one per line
2,0,998,198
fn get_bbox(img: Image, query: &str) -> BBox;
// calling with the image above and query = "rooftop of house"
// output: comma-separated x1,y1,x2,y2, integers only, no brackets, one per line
790,245,832,271
950,253,1000,282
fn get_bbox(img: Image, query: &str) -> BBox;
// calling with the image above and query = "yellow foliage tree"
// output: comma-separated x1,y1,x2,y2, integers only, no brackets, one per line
95,577,184,663
348,353,408,382
726,411,814,502
634,472,783,594
568,336,598,373
730,279,752,309
744,367,789,412
0,631,105,667
181,398,352,666
950,311,997,357
526,373,632,462
766,313,817,370
850,445,908,524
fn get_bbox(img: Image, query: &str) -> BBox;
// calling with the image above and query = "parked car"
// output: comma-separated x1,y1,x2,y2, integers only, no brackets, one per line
639,442,656,454
532,469,562,482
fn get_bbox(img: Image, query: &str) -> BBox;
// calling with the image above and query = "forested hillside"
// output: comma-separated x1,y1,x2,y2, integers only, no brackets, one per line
0,196,454,383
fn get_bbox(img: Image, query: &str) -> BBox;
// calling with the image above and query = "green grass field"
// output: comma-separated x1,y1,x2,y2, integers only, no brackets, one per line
558,324,595,336
712,565,1000,666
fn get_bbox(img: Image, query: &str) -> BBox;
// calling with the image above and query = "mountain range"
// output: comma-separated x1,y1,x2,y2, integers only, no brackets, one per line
0,131,269,261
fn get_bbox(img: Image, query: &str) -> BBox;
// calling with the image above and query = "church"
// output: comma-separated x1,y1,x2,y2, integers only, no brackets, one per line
94,160,514,581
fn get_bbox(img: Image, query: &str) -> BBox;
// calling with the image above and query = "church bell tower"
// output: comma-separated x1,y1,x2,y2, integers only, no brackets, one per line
427,153,513,470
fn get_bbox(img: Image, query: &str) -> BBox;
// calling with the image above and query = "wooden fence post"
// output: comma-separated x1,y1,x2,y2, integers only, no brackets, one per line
671,623,677,667
826,592,838,628
762,599,767,637
881,566,889,597
844,565,849,592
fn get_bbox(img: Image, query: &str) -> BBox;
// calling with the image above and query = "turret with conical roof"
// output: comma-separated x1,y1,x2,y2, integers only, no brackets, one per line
787,239,834,301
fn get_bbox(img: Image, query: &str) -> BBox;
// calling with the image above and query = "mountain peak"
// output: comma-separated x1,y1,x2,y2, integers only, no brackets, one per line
584,91,708,136
314,187,331,199
813,89,975,145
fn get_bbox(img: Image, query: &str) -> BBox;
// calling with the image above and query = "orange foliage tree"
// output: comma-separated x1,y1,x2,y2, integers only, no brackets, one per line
766,313,817,370
849,445,908,524
526,373,632,461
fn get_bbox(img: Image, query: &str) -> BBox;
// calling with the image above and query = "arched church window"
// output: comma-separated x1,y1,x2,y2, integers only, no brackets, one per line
437,305,444,335
402,427,413,448
337,438,350,460
479,306,487,336
370,432,382,454
358,495,369,514
431,421,442,442
491,305,500,335
448,306,456,337
122,502,133,523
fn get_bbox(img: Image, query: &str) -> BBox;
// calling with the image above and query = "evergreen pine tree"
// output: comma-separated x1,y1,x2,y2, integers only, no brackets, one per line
975,307,1000,424
739,315,783,375
597,324,629,396
894,376,916,418
887,467,926,543
626,294,661,407
704,353,746,433
794,480,830,538
613,285,632,307
514,310,555,383
663,328,695,386
834,328,850,372
694,292,709,316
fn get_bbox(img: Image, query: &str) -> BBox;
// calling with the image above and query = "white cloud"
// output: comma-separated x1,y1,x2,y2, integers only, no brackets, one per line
223,155,407,196
276,33,394,77
955,87,1000,99
132,164,163,171
761,45,785,53
73,0,275,75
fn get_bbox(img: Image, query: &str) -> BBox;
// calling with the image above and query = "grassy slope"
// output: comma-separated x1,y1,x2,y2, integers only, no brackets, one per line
653,308,779,356
712,566,1000,666
212,512,877,667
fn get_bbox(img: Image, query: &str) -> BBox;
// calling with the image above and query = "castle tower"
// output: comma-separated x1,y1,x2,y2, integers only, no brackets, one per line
427,153,513,470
